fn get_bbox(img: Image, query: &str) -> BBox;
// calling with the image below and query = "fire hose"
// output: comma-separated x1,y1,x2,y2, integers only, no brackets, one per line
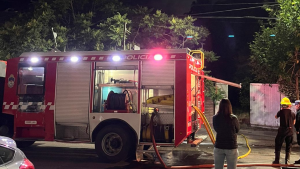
192,105,251,159
149,106,300,168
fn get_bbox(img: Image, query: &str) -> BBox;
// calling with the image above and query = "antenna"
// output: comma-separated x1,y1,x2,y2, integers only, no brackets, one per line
52,27,58,48
51,27,60,52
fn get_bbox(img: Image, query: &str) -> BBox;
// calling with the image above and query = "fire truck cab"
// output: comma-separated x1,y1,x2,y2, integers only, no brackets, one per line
0,48,205,162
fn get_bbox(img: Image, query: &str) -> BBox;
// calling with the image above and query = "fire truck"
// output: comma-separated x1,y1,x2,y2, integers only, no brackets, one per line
0,48,240,163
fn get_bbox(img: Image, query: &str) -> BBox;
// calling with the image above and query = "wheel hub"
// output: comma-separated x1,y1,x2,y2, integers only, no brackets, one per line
102,132,123,156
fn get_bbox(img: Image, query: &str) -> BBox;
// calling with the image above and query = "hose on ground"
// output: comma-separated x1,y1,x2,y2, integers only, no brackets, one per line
192,105,251,159
149,106,300,168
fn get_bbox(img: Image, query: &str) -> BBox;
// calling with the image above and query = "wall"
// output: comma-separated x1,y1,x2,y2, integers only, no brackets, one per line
214,83,229,114
249,83,296,128
204,97,214,125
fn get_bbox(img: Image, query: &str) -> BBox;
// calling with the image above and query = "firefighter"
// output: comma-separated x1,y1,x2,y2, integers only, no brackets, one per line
294,100,300,164
273,97,296,164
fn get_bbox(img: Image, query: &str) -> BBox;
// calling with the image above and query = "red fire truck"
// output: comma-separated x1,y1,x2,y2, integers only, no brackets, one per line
0,48,240,162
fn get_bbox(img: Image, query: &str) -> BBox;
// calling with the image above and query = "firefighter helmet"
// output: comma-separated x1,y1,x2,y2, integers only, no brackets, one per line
281,97,291,105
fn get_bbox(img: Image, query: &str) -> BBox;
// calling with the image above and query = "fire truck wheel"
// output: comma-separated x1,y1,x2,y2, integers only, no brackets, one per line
16,141,35,148
95,125,132,163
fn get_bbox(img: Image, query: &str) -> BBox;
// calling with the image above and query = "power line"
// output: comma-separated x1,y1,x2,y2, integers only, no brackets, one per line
192,2,278,6
193,16,278,20
190,4,279,15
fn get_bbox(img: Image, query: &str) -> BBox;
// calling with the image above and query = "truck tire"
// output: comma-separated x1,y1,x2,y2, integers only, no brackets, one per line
95,125,132,163
16,141,35,148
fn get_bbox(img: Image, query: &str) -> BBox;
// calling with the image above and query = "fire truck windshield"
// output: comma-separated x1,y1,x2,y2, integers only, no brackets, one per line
18,66,45,95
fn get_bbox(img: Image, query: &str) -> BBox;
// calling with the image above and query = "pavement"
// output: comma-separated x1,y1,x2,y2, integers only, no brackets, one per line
21,124,300,169
151,124,300,168
196,122,300,147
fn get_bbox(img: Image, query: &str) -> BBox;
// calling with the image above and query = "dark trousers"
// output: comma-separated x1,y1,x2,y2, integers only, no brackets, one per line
275,128,293,153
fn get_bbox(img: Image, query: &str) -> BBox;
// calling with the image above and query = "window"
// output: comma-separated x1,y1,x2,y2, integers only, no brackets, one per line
141,86,174,114
0,145,15,165
93,64,138,113
18,67,45,95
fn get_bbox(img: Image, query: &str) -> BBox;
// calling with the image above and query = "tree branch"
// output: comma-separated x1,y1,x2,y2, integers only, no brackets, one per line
70,0,76,21
132,24,141,44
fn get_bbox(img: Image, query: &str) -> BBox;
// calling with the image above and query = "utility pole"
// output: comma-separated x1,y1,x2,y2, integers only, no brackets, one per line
123,22,127,50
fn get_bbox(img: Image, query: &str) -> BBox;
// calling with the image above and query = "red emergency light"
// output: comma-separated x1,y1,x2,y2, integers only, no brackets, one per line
154,54,163,61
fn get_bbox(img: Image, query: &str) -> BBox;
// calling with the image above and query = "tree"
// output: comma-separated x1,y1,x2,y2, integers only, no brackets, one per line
250,0,300,100
127,10,210,49
204,79,226,114
0,0,217,76
99,13,131,50
0,0,134,58
201,50,225,106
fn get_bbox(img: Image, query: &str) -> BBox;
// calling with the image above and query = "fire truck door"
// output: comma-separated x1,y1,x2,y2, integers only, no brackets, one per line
55,62,91,140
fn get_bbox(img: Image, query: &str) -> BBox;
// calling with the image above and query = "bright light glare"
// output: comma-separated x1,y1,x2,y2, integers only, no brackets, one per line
28,67,33,71
71,56,79,62
154,54,163,61
30,57,39,63
112,55,121,61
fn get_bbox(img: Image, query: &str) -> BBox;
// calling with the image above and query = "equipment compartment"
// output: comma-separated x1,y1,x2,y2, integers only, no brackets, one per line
93,62,138,113
140,86,174,143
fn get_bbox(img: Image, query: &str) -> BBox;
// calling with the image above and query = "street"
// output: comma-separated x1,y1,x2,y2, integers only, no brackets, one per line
20,125,300,169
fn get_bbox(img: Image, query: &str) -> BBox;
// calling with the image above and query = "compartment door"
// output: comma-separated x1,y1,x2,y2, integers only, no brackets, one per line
55,62,91,139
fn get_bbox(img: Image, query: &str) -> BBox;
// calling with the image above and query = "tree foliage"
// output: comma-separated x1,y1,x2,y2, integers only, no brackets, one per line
205,80,226,105
250,0,300,100
0,0,212,60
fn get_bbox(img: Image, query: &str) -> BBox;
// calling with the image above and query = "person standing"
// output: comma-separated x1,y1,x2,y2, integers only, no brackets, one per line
294,100,300,164
213,98,240,169
273,97,296,164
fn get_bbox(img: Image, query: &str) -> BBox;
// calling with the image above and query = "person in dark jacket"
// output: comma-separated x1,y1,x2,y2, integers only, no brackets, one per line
273,97,295,164
294,100,300,164
213,98,240,169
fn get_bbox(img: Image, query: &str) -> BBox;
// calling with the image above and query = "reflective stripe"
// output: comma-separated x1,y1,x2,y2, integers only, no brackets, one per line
21,105,28,109
49,105,55,110
2,102,55,110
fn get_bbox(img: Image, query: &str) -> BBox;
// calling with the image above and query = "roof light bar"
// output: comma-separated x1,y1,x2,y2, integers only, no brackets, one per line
112,55,121,61
30,57,39,63
71,56,79,62
154,54,163,61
